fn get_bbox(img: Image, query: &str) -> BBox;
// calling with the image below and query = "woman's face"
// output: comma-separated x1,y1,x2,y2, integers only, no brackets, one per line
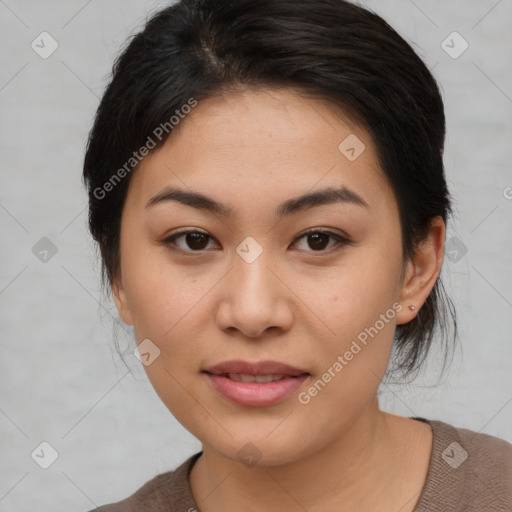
113,88,419,465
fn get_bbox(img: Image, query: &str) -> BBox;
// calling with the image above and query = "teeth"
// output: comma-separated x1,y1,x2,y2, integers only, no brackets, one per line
227,373,289,383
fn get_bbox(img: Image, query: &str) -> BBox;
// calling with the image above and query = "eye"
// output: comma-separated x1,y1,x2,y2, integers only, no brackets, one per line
161,228,352,254
161,230,219,252
291,229,352,252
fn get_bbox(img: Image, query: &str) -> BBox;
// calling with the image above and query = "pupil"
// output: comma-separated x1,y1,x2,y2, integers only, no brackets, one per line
187,232,208,250
308,233,328,250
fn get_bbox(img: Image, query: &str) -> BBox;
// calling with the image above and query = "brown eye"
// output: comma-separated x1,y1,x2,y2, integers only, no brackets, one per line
184,232,210,250
162,230,218,252
292,230,351,253
306,232,331,251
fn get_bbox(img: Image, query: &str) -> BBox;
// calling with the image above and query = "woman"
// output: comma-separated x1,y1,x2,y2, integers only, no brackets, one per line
83,0,512,510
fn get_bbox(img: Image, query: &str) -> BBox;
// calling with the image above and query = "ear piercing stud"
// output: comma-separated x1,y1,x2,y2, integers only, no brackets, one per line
408,305,417,311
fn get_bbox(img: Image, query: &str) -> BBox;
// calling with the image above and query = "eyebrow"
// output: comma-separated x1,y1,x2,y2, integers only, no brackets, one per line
145,185,369,217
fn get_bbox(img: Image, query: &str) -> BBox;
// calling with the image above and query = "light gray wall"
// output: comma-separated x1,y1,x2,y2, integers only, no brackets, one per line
1,1,511,510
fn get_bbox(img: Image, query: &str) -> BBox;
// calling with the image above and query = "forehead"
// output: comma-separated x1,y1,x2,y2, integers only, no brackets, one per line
127,87,394,217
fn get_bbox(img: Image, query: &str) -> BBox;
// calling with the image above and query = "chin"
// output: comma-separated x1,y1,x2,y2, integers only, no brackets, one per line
202,428,314,468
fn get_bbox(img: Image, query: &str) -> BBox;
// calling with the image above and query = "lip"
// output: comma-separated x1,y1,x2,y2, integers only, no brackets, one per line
203,360,310,407
204,359,308,376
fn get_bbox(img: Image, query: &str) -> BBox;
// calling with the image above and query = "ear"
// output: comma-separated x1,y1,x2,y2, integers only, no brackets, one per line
111,274,134,326
395,216,445,325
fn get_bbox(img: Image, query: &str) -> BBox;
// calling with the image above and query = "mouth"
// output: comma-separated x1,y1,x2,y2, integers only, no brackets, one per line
221,373,300,383
204,359,309,377
203,360,310,406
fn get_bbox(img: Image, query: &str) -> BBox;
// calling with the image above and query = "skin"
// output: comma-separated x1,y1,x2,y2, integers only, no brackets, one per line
112,88,445,511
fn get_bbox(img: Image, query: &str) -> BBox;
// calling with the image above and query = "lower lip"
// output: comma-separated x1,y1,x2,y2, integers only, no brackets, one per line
205,373,309,407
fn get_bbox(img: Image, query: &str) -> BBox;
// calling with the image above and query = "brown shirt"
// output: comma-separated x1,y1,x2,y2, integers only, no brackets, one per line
88,418,512,511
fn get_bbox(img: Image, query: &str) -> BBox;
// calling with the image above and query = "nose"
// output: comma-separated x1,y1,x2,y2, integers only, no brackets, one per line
215,248,293,338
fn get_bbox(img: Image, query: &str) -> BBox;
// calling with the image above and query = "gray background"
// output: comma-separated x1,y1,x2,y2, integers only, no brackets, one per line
1,0,511,510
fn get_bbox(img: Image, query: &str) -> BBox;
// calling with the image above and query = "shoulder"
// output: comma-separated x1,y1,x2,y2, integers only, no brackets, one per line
416,418,512,512
456,422,512,463
86,452,201,512
455,422,512,495
441,420,512,479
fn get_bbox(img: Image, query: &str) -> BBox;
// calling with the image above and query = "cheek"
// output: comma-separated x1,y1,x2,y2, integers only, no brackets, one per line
305,249,402,375
127,277,207,349
122,263,211,414
320,292,397,378
319,264,400,337
297,285,398,422
120,240,200,336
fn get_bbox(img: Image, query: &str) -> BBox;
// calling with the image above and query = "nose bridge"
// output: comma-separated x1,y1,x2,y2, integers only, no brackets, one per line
231,239,277,305
215,238,292,337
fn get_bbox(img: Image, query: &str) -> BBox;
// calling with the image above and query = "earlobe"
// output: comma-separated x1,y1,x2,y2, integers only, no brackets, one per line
395,216,445,325
112,275,134,326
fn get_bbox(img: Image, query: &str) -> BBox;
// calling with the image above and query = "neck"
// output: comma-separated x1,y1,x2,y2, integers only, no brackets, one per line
189,400,422,512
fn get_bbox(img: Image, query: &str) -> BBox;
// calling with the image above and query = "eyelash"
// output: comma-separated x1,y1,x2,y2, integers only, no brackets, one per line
160,228,353,255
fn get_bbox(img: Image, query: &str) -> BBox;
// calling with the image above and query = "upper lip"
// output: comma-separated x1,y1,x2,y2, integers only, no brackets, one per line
204,360,309,377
